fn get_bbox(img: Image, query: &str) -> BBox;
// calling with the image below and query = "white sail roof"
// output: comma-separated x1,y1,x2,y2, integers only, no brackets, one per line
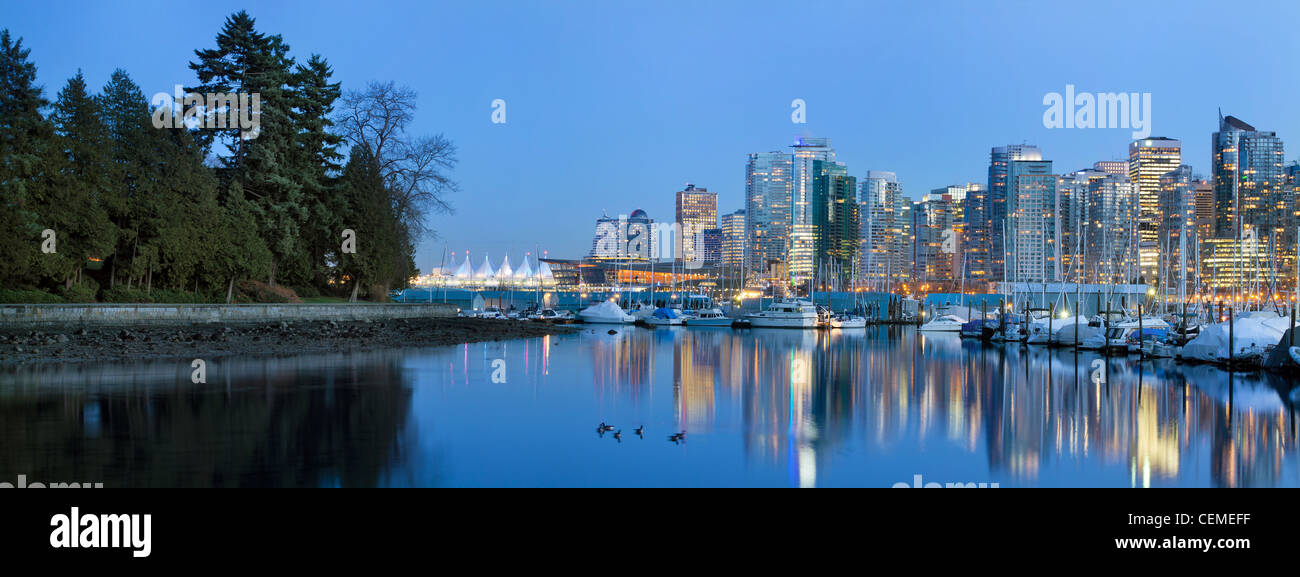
453,254,472,279
496,255,514,279
537,260,554,280
515,257,535,279
474,255,496,279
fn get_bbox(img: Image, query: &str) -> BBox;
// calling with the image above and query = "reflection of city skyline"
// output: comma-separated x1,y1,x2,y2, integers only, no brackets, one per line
585,327,1299,487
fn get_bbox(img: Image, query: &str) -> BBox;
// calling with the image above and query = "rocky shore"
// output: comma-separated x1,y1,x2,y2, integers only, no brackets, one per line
0,317,581,365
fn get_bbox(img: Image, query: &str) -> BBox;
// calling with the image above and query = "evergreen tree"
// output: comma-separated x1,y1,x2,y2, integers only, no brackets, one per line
44,71,117,287
0,29,52,288
98,69,152,289
190,11,307,286
337,147,404,301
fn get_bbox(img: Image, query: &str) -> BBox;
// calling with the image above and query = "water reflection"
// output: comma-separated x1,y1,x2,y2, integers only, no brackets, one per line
1,326,1297,487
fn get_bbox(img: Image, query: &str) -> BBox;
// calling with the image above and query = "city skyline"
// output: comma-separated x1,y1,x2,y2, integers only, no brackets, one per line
9,0,1300,272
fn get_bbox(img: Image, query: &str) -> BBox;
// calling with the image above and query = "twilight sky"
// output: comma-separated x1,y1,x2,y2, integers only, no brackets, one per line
9,0,1300,272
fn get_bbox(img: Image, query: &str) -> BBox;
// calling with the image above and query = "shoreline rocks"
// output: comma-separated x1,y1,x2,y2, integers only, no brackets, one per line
0,318,579,365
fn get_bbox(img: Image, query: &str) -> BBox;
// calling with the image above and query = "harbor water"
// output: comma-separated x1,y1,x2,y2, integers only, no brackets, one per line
1,326,1297,487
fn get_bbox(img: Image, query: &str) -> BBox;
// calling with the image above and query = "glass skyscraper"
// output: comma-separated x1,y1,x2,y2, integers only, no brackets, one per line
811,159,858,284
1006,157,1057,283
744,151,793,280
789,137,834,281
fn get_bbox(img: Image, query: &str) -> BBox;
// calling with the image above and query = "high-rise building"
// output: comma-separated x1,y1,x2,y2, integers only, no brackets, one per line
701,228,722,266
590,208,656,260
1084,174,1138,284
913,192,958,285
961,182,992,285
1057,169,1109,280
1128,137,1182,281
720,209,746,269
789,137,835,281
860,171,907,286
812,159,858,284
1211,114,1287,259
1193,179,1214,253
1157,165,1196,292
984,145,1042,282
1006,157,1057,282
744,152,794,280
675,184,717,264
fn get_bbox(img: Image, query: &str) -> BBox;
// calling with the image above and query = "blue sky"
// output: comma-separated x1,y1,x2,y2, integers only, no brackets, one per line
9,0,1300,272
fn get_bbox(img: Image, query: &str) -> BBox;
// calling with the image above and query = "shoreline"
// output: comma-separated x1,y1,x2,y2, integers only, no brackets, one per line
0,317,580,365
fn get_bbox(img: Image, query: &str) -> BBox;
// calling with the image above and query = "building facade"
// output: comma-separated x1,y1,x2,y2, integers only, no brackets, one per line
744,151,793,280
1128,137,1182,281
675,184,718,264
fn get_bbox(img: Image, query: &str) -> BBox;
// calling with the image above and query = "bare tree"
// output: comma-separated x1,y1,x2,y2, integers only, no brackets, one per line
334,81,456,240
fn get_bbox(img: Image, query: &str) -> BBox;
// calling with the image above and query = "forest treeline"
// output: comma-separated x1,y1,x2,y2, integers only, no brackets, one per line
0,11,455,304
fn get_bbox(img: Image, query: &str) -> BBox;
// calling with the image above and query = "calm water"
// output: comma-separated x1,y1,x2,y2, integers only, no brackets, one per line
2,326,1298,487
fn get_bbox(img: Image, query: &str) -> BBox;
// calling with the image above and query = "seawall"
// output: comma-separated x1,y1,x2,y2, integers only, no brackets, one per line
0,303,461,327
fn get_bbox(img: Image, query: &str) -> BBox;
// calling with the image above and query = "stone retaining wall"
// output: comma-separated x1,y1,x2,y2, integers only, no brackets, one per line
0,303,461,327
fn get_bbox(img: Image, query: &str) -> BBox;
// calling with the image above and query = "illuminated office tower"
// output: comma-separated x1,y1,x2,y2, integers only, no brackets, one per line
675,184,717,264
1006,157,1057,282
1084,174,1138,284
859,171,905,286
811,160,858,284
1212,114,1287,264
1128,137,1182,281
789,137,835,281
744,151,793,278
720,209,746,269
984,145,1042,283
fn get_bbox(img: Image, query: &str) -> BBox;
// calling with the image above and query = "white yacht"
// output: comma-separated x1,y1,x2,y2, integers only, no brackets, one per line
744,299,818,328
831,314,867,328
578,301,635,324
478,306,507,320
919,314,965,332
684,308,733,327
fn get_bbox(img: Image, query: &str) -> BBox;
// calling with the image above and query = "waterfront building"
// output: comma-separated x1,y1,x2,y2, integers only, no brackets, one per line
984,145,1043,283
1084,173,1138,284
789,137,835,281
1129,137,1182,281
913,192,958,288
1056,169,1107,281
1200,237,1292,291
1157,165,1196,293
744,151,794,280
1006,157,1057,283
859,170,907,287
1211,114,1289,282
720,209,746,269
811,159,858,284
675,184,718,264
